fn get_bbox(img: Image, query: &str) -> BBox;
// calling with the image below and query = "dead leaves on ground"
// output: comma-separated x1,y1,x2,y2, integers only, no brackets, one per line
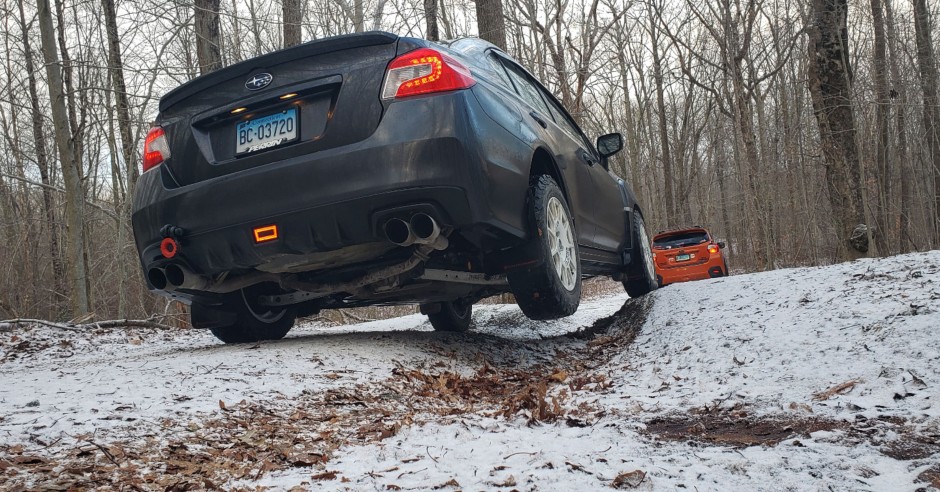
812,379,860,401
612,469,647,488
392,361,591,424
0,298,653,489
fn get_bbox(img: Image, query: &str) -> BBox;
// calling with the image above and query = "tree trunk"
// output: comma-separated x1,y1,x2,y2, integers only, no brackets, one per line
424,0,439,41
194,0,223,75
474,0,507,50
101,0,139,202
912,0,940,244
650,13,674,228
37,0,90,316
282,0,302,47
870,0,891,255
806,0,869,259
885,0,913,252
16,0,65,297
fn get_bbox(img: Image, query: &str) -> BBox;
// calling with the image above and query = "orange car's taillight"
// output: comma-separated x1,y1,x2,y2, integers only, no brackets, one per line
708,244,719,254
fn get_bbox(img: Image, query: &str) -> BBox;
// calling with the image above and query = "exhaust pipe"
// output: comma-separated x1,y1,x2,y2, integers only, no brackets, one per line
410,213,439,243
384,217,417,247
147,268,168,290
164,263,210,291
410,213,448,249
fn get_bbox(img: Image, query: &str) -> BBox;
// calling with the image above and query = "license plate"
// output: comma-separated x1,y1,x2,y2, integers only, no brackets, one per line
676,254,691,262
236,108,298,155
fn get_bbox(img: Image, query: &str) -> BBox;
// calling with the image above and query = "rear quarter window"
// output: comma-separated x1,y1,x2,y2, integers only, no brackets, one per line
654,232,710,249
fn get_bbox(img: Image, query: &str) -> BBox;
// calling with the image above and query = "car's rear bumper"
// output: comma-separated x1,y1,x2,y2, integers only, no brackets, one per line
655,256,727,286
132,89,532,284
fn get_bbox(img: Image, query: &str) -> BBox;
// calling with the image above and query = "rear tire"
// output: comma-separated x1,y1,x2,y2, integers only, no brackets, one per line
423,299,473,332
623,212,658,297
192,283,296,344
508,175,581,320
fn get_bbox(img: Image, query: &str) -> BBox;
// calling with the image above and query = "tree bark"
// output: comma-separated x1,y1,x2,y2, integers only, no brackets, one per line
194,0,223,75
884,0,912,252
354,0,364,32
101,0,139,202
806,0,869,259
870,0,891,255
37,0,90,316
912,0,940,244
650,11,675,228
474,0,507,50
16,0,65,296
282,0,302,47
424,0,439,41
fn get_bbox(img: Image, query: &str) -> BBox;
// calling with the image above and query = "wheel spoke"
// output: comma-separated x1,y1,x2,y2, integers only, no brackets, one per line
544,196,577,292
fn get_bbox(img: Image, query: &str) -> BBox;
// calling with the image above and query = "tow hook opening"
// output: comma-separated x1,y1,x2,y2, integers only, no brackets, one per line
160,237,180,259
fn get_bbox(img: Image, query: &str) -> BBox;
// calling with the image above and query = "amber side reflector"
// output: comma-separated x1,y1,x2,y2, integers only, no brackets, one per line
253,225,278,243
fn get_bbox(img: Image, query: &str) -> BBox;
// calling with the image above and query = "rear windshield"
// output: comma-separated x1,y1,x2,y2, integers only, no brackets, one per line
654,231,709,249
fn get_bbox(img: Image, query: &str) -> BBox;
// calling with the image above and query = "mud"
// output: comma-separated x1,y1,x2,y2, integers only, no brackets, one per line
645,410,845,448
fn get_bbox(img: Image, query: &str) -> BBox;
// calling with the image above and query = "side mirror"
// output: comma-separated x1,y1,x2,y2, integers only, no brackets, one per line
718,241,726,249
596,133,623,158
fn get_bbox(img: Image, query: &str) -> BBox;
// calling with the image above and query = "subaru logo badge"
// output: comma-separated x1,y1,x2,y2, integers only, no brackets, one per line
245,73,273,91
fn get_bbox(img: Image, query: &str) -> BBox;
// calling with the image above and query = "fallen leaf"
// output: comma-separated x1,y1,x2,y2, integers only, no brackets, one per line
312,470,338,480
550,370,568,383
612,469,646,488
812,380,859,401
433,478,460,489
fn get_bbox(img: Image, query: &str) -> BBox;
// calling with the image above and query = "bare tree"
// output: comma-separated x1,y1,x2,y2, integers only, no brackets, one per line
195,0,223,74
870,0,891,254
424,0,439,41
648,4,675,227
807,0,868,258
283,0,303,47
37,0,90,315
912,0,940,242
475,0,507,49
884,0,913,251
15,0,65,296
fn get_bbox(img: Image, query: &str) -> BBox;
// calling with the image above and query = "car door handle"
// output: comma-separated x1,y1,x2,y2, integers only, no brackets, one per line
529,111,547,129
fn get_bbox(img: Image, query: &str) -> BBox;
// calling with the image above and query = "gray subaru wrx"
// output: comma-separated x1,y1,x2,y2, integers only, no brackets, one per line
133,32,657,343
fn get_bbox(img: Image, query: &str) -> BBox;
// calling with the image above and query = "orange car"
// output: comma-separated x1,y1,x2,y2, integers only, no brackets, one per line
652,227,728,286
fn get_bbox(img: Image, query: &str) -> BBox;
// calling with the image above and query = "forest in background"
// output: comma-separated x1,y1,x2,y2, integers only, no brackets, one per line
0,0,938,320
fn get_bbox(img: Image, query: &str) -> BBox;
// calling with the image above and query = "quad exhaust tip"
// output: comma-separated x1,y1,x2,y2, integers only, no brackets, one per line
384,218,417,247
410,213,440,242
384,213,445,248
147,268,168,290
164,263,209,290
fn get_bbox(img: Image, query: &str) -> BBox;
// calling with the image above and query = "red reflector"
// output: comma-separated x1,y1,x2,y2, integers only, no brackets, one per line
160,237,179,259
382,48,475,99
253,225,278,243
143,127,170,172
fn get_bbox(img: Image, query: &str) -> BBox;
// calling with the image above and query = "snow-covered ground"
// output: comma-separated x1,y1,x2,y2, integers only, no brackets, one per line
1,252,939,490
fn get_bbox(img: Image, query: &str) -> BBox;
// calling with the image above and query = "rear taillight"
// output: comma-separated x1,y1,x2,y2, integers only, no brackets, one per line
382,48,475,100
143,126,170,172
708,245,719,254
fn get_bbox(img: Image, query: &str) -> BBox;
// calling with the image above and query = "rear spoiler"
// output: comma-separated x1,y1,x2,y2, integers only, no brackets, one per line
159,31,398,113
